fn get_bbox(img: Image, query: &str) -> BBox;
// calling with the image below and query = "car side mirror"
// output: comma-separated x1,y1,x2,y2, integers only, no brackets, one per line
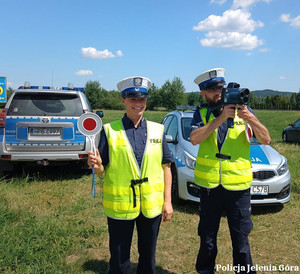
166,134,178,144
96,110,104,118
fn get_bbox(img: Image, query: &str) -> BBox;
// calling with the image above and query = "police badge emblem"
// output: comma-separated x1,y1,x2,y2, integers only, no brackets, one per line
209,70,217,79
134,77,142,86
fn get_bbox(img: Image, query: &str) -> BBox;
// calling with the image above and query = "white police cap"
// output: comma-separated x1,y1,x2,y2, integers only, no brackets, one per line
117,76,152,98
194,68,226,90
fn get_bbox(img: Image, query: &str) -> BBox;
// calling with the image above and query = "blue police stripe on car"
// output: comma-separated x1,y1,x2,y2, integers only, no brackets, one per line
176,157,185,167
250,145,270,164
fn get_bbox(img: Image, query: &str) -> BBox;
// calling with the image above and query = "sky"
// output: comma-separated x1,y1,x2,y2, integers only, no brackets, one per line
1,0,300,93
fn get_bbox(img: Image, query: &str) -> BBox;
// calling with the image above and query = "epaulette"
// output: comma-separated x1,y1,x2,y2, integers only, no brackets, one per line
197,104,210,124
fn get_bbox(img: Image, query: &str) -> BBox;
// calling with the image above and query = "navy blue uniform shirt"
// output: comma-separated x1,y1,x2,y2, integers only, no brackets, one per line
191,105,256,151
98,114,174,167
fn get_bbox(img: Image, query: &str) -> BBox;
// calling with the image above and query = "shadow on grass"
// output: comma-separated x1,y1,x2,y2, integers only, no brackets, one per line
0,165,92,182
82,259,177,274
82,260,108,274
251,204,284,215
172,200,199,215
172,200,285,216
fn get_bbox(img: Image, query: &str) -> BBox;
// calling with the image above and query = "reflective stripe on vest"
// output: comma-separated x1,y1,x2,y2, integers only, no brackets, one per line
194,107,252,190
103,120,164,219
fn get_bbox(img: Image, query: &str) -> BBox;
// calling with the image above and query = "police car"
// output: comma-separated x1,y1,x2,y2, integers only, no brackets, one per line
162,108,291,206
0,82,102,171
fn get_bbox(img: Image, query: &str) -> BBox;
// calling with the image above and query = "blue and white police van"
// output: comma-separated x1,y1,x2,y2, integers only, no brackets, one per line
0,82,101,171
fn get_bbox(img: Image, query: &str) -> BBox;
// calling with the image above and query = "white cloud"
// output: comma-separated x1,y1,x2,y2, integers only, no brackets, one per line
280,13,290,23
116,50,123,57
193,9,263,33
200,31,263,50
75,70,93,76
280,13,300,28
210,0,227,5
291,16,300,27
232,0,271,10
259,48,270,52
81,47,123,59
193,9,263,50
279,76,286,80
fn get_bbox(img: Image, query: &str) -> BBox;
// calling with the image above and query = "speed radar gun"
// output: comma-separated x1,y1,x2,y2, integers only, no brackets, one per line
78,113,103,198
208,82,250,128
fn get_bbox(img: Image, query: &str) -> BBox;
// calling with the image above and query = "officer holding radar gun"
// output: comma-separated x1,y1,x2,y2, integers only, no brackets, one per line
190,68,271,274
88,76,173,274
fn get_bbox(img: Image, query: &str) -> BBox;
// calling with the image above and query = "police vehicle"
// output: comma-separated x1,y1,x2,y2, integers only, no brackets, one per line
0,82,101,171
162,108,291,206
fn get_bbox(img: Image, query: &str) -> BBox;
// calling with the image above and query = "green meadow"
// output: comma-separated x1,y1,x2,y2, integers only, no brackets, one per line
0,109,299,273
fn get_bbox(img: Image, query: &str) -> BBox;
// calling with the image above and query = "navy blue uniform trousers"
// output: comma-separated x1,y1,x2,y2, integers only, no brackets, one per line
196,185,256,274
107,213,162,274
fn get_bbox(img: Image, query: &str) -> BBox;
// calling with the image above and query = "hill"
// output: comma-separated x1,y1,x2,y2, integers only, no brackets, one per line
251,89,295,98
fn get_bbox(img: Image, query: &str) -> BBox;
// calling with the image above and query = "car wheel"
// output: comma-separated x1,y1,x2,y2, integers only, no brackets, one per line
171,165,183,204
282,132,288,142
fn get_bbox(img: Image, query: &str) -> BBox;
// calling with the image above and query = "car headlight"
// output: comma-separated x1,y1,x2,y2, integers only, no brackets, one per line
277,158,288,176
184,151,196,170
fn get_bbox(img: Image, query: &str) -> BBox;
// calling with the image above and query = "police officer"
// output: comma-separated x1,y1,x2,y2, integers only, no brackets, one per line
190,68,271,274
88,76,173,274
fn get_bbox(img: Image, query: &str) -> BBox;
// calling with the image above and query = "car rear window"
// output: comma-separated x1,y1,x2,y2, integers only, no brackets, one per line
7,93,84,116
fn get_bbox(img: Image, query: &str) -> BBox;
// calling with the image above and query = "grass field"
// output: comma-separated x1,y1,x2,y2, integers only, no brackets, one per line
0,109,299,274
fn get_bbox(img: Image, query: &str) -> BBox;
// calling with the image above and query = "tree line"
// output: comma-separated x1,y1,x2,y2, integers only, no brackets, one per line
1,79,300,111
84,78,300,111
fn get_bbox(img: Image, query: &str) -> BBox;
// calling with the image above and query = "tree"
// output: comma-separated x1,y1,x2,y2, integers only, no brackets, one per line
290,93,297,110
296,91,300,109
187,92,202,106
7,87,14,100
84,80,110,109
102,90,123,110
161,77,186,110
84,81,102,108
147,84,162,110
265,96,272,109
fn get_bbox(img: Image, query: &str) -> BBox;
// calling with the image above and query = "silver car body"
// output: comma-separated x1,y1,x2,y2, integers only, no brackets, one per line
162,109,291,206
0,84,100,170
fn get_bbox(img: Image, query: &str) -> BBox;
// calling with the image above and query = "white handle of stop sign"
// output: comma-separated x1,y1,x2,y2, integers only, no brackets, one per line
77,113,103,198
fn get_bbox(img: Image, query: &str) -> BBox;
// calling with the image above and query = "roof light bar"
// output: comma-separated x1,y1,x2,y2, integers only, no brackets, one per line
18,82,84,92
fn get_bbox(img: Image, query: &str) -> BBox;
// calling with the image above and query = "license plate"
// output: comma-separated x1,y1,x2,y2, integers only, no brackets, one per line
251,185,269,195
31,128,61,136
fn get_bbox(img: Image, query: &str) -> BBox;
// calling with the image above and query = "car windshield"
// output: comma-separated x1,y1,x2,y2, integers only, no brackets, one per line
293,119,300,127
7,93,84,116
181,117,192,141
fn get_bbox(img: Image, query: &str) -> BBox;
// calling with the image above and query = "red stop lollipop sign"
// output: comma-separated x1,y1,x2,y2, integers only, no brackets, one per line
78,113,102,136
83,118,96,131
78,113,102,199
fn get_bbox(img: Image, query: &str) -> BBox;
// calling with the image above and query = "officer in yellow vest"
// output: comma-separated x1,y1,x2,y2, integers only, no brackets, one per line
190,68,271,274
88,76,173,274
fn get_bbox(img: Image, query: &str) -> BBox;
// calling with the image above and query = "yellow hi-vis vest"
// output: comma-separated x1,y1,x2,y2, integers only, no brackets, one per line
103,119,165,220
194,107,253,190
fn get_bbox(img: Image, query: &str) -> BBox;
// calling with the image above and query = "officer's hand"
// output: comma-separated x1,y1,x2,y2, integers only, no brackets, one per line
163,201,173,222
88,149,102,169
237,104,254,123
220,104,236,121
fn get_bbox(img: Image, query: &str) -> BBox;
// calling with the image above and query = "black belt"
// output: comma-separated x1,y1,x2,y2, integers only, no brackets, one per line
130,177,148,208
215,153,231,160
